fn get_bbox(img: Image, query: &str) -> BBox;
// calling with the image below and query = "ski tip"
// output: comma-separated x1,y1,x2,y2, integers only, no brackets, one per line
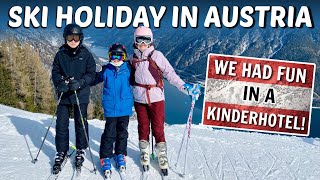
104,170,112,179
71,145,77,150
161,169,168,176
119,165,126,173
142,165,149,172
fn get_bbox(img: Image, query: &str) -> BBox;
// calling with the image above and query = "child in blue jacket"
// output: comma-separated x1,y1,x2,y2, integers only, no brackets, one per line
93,43,133,176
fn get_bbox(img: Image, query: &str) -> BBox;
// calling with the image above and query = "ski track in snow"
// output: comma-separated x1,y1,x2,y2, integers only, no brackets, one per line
1,104,320,180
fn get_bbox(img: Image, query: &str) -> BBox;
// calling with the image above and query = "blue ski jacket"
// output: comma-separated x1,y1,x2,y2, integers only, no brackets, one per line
94,62,133,117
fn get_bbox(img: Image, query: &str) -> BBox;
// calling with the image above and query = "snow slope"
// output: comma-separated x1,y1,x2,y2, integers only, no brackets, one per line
0,104,320,180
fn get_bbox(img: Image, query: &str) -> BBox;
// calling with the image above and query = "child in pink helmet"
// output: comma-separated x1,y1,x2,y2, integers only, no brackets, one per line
130,26,198,175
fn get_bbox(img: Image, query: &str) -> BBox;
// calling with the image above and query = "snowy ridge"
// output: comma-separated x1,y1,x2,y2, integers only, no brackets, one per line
0,104,320,179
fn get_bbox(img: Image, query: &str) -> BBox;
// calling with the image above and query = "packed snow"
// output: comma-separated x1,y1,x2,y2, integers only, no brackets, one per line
0,104,320,180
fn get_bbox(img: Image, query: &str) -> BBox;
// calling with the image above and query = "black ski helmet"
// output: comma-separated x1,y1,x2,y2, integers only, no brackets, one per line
109,43,127,55
63,23,84,42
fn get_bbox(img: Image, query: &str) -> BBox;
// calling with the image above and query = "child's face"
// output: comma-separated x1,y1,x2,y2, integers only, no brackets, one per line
137,43,148,52
67,40,80,48
112,59,120,63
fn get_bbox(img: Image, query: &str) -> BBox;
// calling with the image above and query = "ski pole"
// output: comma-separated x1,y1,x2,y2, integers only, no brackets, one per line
173,96,196,171
74,90,97,174
183,85,200,175
183,96,196,175
174,118,188,167
174,84,200,174
32,92,64,164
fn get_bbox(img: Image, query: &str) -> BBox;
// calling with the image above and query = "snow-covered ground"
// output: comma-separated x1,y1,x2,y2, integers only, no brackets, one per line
0,104,320,180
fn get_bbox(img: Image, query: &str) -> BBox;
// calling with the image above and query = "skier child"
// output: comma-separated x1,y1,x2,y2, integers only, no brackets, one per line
51,23,96,174
92,43,133,178
130,26,199,176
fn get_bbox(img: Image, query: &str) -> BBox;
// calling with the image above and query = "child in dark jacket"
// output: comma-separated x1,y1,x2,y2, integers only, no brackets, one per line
51,23,96,174
92,43,133,177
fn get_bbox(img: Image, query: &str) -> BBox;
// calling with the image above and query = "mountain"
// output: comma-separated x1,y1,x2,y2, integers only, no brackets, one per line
86,27,320,106
0,26,319,115
1,103,320,179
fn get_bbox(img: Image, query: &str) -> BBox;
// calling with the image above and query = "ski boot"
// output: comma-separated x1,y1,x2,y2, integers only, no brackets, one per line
156,142,169,176
139,140,150,172
100,158,112,179
75,149,85,174
52,152,67,174
114,154,126,173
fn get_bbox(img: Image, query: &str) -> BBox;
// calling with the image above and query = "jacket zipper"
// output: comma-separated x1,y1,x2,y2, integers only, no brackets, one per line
113,67,117,116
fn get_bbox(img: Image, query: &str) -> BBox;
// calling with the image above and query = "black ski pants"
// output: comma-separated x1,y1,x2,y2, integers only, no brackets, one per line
100,116,129,159
55,103,88,153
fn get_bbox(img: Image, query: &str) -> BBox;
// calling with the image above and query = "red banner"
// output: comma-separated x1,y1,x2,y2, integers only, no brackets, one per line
202,54,315,136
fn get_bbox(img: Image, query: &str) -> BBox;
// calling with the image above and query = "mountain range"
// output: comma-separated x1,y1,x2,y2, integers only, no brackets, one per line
0,26,319,113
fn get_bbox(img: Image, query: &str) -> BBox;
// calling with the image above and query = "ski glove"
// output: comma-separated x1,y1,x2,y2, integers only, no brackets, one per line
57,81,69,93
183,83,201,100
69,79,84,91
183,83,193,92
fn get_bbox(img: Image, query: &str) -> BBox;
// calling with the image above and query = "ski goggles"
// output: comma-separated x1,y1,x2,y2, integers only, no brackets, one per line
66,35,81,42
135,36,152,45
108,52,126,61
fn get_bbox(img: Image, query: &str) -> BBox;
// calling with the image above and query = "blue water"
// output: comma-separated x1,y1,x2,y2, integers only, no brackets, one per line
163,80,204,125
309,108,320,138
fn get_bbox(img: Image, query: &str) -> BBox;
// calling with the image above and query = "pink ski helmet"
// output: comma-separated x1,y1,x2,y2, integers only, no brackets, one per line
134,26,153,42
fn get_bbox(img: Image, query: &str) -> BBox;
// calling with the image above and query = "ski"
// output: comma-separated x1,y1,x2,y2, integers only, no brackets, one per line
101,158,112,179
157,151,169,179
140,170,150,180
118,165,127,180
75,149,86,177
113,154,127,180
104,170,112,179
75,166,81,177
139,164,150,180
119,172,127,180
160,169,169,180
49,146,76,180
142,165,149,172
